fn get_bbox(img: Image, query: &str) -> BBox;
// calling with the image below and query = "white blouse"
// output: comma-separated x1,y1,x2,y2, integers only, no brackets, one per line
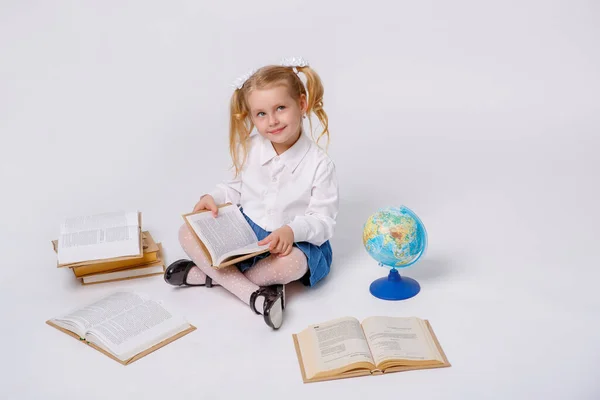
207,132,339,246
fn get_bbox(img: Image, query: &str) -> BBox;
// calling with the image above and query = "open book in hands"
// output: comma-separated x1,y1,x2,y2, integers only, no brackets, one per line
46,291,195,365
293,316,450,383
182,203,270,269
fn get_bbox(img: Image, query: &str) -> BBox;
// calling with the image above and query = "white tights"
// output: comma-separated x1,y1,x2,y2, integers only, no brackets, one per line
178,224,308,306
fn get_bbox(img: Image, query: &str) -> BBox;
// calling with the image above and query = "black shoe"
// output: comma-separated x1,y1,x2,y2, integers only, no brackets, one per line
276,284,285,310
164,259,216,287
250,286,284,329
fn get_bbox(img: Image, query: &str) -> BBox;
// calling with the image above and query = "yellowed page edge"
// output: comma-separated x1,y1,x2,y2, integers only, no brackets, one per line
46,320,196,366
80,269,165,285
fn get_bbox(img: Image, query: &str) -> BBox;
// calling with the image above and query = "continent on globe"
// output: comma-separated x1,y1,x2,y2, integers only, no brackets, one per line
363,206,427,268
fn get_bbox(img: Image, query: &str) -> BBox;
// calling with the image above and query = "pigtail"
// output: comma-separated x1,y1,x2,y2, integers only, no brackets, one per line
297,66,330,149
229,88,253,177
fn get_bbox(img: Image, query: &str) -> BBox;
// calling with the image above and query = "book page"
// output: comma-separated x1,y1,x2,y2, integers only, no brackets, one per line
57,211,140,264
185,205,268,265
215,242,270,266
86,297,188,361
299,317,375,378
51,291,147,335
362,316,443,368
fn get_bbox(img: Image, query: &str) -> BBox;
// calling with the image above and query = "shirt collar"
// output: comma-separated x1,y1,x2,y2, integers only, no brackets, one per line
259,132,311,173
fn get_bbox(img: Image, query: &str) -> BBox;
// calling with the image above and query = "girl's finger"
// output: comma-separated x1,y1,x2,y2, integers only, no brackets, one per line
274,240,285,254
269,236,280,251
258,234,272,246
285,244,292,255
279,244,291,257
193,201,205,212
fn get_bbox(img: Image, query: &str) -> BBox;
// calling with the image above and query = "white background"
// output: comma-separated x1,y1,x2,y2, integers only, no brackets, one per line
1,1,599,399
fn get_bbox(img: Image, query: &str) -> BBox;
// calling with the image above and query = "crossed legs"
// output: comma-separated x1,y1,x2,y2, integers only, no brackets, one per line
170,223,308,328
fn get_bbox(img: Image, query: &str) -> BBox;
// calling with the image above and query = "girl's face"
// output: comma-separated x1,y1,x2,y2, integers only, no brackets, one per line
247,84,307,154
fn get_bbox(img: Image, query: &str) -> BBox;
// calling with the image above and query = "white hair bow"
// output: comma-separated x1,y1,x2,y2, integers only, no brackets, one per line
231,68,257,90
280,56,309,73
231,57,309,90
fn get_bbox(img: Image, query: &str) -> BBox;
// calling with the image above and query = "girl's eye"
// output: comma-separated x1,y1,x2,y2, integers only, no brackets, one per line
277,106,285,111
257,112,265,117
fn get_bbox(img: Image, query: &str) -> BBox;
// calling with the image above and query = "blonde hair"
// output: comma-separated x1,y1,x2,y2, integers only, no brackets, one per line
229,64,329,176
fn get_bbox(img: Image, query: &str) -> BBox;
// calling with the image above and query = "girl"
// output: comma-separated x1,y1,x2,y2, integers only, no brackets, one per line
164,57,339,330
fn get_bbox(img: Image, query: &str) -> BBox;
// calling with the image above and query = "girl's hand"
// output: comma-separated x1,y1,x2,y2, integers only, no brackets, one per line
258,225,295,257
192,194,218,217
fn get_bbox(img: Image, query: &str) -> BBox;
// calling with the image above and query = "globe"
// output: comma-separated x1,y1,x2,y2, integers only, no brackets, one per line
362,206,428,300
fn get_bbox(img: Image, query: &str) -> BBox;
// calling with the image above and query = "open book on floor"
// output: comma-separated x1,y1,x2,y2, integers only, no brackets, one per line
293,316,450,383
46,291,195,365
183,203,270,269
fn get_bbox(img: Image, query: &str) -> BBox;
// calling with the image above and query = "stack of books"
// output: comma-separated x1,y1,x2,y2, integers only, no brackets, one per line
51,211,165,285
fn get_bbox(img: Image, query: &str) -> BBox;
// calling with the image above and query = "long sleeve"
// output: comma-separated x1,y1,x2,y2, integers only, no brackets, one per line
287,159,339,246
207,174,242,206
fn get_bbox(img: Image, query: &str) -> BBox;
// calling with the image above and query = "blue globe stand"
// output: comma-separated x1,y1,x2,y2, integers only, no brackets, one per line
369,264,421,300
364,205,428,301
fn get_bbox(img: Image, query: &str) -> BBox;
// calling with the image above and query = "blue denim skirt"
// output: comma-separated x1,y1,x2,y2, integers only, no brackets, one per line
236,209,332,287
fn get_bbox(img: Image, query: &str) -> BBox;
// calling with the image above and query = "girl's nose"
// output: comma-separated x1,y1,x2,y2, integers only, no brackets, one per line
269,114,279,126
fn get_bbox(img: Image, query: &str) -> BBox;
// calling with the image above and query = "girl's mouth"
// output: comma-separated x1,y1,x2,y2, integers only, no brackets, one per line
269,126,286,135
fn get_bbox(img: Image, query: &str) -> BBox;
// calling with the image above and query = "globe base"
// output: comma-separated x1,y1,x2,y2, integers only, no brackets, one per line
369,268,420,301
